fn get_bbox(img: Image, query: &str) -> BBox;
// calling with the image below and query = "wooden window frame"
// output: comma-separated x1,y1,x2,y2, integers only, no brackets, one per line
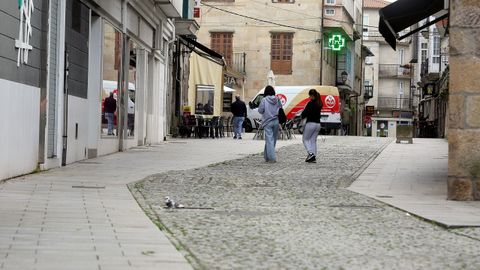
210,32,233,67
271,32,293,75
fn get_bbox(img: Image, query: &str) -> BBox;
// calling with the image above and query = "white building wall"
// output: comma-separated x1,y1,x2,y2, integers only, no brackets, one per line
364,6,414,138
66,96,89,164
0,79,40,179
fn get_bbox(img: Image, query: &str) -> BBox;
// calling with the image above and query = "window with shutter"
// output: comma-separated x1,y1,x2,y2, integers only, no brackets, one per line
211,32,233,67
271,33,293,75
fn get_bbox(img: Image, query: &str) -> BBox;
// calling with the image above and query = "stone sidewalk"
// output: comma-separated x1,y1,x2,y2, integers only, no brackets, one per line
348,138,480,227
0,134,299,270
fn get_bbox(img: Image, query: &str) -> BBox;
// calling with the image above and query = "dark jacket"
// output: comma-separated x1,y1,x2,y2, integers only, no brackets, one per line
231,100,247,117
301,99,322,123
104,96,117,113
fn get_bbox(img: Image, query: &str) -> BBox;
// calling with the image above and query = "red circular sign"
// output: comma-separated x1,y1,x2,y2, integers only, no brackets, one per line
276,94,287,106
325,95,336,108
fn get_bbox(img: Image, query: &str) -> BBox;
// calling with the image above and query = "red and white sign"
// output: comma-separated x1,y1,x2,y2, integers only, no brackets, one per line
193,7,200,18
324,95,336,108
194,0,201,18
276,94,287,106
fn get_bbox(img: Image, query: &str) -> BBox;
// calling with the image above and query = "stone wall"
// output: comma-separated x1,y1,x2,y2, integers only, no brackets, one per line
196,0,324,100
448,0,480,200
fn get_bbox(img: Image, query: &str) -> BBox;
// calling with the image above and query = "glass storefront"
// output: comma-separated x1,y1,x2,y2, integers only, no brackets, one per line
100,21,141,139
101,22,121,137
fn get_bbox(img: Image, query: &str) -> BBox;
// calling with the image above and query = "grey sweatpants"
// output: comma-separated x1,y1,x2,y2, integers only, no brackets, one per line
302,122,321,156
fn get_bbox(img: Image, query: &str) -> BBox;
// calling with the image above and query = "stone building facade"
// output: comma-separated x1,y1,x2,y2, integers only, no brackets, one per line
196,0,324,101
363,0,414,138
448,0,480,200
195,0,365,135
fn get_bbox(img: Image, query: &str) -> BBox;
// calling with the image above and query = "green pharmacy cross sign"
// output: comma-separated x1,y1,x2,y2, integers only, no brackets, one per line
328,34,345,51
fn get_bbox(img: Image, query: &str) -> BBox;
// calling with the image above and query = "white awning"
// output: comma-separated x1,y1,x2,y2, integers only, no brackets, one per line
224,86,235,93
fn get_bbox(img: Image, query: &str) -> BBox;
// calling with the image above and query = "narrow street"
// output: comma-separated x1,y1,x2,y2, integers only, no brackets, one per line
133,137,480,270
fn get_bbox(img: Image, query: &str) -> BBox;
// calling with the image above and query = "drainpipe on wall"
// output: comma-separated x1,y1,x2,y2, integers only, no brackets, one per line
119,0,128,151
319,0,324,85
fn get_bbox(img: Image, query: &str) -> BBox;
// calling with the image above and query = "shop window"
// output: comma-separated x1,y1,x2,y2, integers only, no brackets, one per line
211,32,233,67
223,91,233,112
271,32,293,75
196,85,215,115
101,22,122,137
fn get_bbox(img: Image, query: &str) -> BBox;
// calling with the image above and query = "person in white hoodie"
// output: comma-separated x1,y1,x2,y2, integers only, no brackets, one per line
258,85,282,162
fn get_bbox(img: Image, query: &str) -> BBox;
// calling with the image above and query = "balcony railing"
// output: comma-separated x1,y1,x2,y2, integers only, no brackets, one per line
378,64,411,78
378,97,412,110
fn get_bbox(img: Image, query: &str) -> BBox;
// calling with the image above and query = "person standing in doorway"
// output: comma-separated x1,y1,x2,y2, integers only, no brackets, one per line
258,85,282,162
104,92,117,135
301,89,323,163
231,95,247,139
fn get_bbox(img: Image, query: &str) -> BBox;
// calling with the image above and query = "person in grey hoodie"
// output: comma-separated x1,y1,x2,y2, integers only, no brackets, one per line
258,85,282,162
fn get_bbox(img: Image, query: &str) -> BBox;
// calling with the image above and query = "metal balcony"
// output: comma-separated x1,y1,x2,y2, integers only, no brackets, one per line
378,97,412,110
378,64,411,78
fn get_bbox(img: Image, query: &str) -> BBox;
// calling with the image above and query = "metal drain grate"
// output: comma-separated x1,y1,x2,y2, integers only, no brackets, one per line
329,204,380,209
376,195,394,198
72,185,106,189
78,161,102,164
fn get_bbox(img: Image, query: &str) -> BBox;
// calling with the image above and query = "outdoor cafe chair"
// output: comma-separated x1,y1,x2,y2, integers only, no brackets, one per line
253,119,264,140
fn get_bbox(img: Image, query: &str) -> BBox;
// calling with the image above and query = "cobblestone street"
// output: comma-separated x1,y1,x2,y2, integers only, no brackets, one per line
132,137,480,270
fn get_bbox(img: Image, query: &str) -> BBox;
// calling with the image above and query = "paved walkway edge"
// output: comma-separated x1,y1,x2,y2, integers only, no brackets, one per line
348,139,480,228
343,139,394,187
126,144,295,270
127,181,205,269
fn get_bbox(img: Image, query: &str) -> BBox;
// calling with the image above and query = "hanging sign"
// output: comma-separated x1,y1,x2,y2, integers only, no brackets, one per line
328,34,345,51
15,0,34,67
194,0,201,18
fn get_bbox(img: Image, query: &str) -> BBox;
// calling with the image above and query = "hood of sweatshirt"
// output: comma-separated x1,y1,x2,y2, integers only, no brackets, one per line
265,95,279,105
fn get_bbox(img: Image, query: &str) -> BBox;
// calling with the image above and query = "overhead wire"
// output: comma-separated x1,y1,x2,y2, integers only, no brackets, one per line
201,2,321,33
249,0,380,29
200,2,381,32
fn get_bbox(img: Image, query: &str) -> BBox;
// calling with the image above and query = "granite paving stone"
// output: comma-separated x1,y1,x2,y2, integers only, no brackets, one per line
133,136,480,270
